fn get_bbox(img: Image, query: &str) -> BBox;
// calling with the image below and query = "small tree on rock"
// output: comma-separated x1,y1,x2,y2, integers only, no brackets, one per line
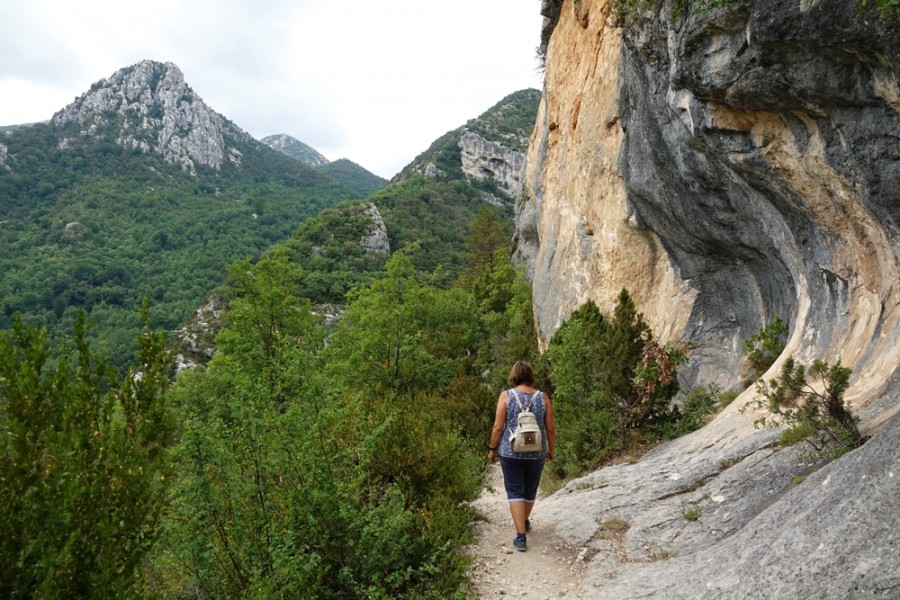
748,356,864,458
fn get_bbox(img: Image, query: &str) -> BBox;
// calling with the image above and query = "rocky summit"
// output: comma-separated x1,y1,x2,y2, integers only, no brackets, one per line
516,0,900,597
261,134,330,167
52,60,248,173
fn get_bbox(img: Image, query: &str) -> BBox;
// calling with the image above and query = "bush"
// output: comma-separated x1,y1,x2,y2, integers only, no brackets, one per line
746,357,864,459
0,310,174,598
543,290,691,479
742,315,788,375
655,383,727,438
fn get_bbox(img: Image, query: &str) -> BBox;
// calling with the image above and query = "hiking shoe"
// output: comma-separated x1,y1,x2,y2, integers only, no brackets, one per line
513,534,527,552
525,519,532,533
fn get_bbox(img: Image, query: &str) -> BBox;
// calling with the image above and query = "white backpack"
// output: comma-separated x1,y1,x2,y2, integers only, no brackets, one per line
509,390,543,453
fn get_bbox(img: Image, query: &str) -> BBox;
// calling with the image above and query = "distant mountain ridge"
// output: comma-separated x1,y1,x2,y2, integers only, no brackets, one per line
261,134,329,166
260,134,388,198
173,87,541,367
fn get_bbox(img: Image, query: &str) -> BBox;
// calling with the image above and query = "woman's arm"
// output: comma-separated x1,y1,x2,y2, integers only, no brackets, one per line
543,393,556,460
487,390,508,463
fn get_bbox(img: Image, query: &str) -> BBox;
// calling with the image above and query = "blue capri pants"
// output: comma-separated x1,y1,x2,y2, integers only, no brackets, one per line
499,456,545,503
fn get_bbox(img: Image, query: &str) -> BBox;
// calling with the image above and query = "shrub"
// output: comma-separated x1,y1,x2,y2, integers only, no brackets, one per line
860,0,900,20
680,501,702,522
656,383,727,437
742,315,788,374
0,309,174,597
747,357,864,459
543,290,691,479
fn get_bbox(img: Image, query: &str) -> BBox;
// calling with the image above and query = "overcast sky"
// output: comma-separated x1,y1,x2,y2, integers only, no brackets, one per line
0,1,545,179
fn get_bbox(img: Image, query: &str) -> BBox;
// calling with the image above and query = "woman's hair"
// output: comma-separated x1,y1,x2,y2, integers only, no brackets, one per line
507,361,536,386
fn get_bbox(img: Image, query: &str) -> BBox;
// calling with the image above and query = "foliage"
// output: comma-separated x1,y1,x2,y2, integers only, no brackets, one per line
631,338,691,429
617,0,898,25
747,357,864,459
149,249,488,598
542,291,690,479
0,122,361,372
612,0,735,25
742,315,788,374
325,248,481,394
0,309,175,598
460,206,514,310
860,0,900,19
657,382,731,438
281,201,388,304
680,501,702,522
315,159,388,198
371,175,505,280
463,90,541,153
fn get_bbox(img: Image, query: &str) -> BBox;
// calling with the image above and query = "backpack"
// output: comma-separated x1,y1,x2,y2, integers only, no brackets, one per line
509,390,543,453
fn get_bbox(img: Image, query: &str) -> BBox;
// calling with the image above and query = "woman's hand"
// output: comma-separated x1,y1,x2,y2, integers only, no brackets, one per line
487,449,496,463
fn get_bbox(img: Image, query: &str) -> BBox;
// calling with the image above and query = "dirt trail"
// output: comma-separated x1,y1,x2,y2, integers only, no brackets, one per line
467,463,591,599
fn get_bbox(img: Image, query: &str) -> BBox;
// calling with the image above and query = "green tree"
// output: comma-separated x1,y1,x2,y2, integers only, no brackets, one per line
604,289,653,426
325,247,479,394
742,315,788,375
0,309,174,598
152,251,482,598
543,290,686,479
749,357,864,458
462,206,512,298
219,249,319,367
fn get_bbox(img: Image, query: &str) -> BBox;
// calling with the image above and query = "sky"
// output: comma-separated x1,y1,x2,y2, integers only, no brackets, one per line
0,0,545,179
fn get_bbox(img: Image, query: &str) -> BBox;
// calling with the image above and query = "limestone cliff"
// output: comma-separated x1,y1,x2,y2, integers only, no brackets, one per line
52,60,250,173
358,203,391,255
519,0,900,401
396,89,539,205
458,130,526,197
518,0,900,596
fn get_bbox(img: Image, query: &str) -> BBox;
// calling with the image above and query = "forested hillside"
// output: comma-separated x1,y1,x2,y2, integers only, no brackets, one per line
0,63,370,370
177,88,543,367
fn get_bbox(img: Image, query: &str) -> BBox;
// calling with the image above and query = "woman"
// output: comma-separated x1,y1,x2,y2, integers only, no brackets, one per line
487,360,555,552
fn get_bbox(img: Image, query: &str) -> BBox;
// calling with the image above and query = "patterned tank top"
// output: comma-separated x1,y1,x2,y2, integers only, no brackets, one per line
498,389,548,460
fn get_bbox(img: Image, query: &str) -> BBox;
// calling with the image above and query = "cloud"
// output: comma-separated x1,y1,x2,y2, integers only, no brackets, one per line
0,0,543,178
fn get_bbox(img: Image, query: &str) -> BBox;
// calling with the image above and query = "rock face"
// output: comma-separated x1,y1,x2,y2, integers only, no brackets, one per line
52,60,250,172
517,0,900,596
173,295,227,373
518,0,900,396
540,405,900,599
260,134,330,166
395,89,539,205
459,130,526,197
359,203,390,254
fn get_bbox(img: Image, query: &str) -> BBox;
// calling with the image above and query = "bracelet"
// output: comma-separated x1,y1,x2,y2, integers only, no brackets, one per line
487,446,497,451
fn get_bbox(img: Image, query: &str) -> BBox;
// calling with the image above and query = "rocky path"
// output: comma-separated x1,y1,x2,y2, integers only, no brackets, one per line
467,463,591,599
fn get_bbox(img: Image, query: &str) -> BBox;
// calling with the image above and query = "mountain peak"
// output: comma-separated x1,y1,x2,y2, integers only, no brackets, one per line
261,134,329,167
52,60,248,172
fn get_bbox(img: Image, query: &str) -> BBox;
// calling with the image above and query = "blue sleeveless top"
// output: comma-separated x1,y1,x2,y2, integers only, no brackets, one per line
498,389,548,460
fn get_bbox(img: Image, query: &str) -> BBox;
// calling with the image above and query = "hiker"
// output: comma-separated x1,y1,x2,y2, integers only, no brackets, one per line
487,360,555,552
